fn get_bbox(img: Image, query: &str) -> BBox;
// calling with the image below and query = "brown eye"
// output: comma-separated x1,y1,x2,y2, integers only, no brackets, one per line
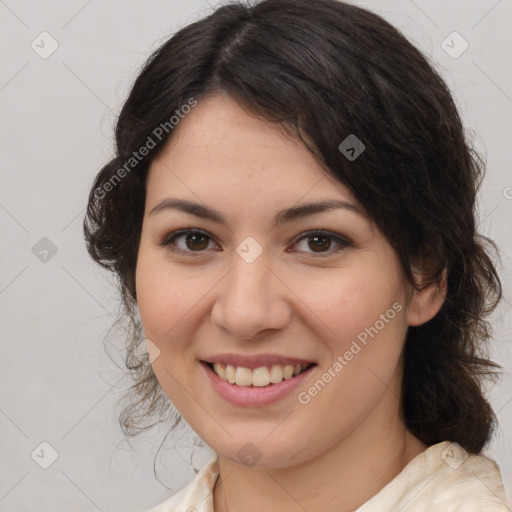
308,234,332,252
291,230,350,256
184,233,209,250
160,229,217,254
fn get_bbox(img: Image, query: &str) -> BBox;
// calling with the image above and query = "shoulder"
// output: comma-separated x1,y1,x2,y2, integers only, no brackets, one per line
357,441,511,512
144,444,510,512
146,455,219,512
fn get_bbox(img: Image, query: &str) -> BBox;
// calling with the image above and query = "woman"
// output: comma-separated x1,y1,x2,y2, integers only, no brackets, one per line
83,0,510,510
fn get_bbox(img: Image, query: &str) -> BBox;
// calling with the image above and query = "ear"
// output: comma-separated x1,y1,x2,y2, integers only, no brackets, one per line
406,268,447,326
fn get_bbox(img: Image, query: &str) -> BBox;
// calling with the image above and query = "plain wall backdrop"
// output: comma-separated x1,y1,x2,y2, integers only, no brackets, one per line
1,0,511,511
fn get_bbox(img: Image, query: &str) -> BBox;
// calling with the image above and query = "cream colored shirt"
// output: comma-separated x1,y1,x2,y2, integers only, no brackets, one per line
148,441,511,511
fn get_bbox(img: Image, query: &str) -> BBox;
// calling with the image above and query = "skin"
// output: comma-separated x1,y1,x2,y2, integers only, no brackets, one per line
135,91,446,512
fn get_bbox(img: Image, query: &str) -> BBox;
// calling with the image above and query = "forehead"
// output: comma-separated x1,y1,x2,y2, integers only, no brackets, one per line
146,92,359,210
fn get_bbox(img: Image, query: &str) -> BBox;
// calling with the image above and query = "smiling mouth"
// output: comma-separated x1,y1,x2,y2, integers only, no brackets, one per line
202,361,316,387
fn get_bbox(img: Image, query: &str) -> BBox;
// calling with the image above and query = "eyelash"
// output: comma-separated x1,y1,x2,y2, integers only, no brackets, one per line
159,228,351,258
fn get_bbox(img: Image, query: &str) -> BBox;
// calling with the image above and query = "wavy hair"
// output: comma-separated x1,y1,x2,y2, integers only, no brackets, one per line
83,0,502,452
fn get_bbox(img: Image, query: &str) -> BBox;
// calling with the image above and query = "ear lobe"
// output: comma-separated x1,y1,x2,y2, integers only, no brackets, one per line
406,269,447,326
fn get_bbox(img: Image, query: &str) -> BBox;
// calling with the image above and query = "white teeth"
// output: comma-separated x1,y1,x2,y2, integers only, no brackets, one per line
283,365,294,379
269,365,283,383
213,362,226,380
235,366,253,386
248,366,269,387
225,364,236,384
211,362,311,387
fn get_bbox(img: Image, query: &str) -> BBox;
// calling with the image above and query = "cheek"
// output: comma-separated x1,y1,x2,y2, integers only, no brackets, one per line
289,257,406,347
299,266,407,412
135,251,206,414
135,247,224,370
135,248,195,347
289,256,408,403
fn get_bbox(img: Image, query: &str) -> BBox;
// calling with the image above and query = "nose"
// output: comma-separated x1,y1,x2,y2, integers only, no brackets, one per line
210,251,292,340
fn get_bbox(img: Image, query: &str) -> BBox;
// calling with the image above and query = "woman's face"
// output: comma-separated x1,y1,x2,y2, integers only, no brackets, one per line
136,92,429,468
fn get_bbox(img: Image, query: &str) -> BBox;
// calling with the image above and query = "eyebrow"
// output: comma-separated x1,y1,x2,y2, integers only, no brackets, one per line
148,197,365,227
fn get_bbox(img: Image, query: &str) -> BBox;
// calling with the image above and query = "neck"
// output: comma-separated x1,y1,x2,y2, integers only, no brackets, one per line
213,389,427,512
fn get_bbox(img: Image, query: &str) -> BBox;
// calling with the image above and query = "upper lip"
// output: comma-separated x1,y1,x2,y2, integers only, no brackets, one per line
201,353,316,370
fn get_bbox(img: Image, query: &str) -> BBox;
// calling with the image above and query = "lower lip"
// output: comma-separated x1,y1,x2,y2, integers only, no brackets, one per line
200,361,317,407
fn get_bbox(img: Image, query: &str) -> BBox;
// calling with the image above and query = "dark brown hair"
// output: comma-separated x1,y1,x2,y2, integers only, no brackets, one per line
83,0,502,453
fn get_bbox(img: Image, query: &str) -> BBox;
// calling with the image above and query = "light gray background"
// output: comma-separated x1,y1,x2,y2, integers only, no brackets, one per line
0,1,511,511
